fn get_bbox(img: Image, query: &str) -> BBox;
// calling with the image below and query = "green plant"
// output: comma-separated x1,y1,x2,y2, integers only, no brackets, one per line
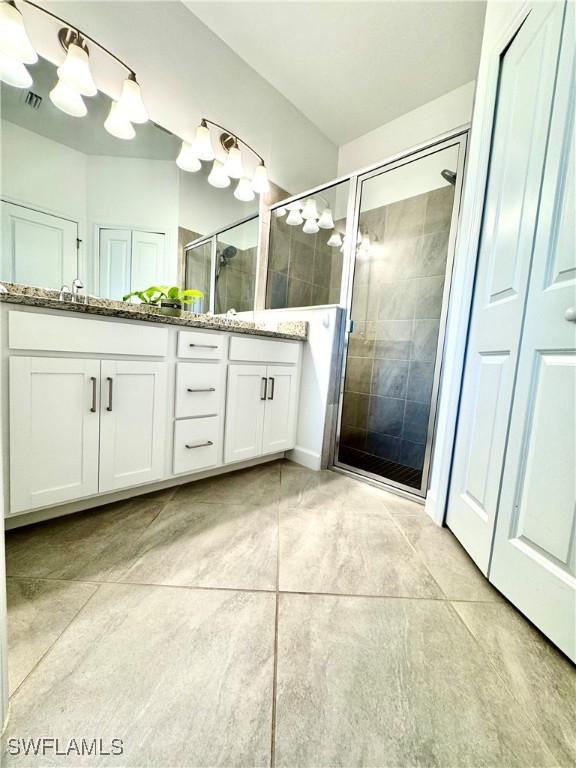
123,285,204,306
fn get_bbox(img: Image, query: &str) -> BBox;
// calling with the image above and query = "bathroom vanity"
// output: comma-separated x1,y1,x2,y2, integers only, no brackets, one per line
0,287,306,525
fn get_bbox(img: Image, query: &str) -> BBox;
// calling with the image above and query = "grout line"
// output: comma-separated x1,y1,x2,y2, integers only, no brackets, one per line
276,588,504,604
8,582,103,700
5,575,276,595
269,469,282,768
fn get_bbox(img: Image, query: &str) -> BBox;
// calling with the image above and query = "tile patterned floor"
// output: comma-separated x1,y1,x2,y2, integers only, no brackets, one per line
3,461,575,767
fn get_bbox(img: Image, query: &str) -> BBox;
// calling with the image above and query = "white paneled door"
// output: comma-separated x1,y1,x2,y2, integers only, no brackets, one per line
1,201,78,289
490,3,575,661
99,229,131,300
99,360,168,492
446,2,565,572
9,357,100,513
131,230,165,291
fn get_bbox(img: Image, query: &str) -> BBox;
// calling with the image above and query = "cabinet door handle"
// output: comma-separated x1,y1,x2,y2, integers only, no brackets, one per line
106,377,113,411
185,440,213,449
187,387,216,393
260,377,268,400
189,343,218,349
268,377,275,400
89,376,97,412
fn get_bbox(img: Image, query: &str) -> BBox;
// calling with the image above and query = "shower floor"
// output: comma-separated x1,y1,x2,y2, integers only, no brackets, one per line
338,445,423,491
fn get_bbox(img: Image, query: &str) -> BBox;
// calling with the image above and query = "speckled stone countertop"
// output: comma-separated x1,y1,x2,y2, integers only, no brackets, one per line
0,283,308,341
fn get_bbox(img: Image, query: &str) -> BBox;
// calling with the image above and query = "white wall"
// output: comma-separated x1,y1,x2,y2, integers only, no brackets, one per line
337,81,476,175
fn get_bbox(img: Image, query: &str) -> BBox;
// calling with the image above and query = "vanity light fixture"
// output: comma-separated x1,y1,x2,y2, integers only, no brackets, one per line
302,218,320,235
49,78,87,117
192,120,216,161
0,1,36,63
301,197,319,220
56,32,97,96
327,231,342,247
223,139,244,179
251,161,270,195
317,207,335,229
208,159,231,189
0,50,32,87
118,73,148,124
275,207,287,217
104,100,135,140
176,141,202,172
286,208,304,226
234,177,256,202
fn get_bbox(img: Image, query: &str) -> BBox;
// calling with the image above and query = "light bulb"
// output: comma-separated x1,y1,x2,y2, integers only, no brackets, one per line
327,231,342,247
118,75,148,124
252,162,270,194
234,177,255,202
104,100,135,139
208,159,230,188
0,52,31,88
0,2,37,64
50,80,87,117
224,143,244,179
275,207,287,217
301,198,319,220
57,42,97,97
303,218,319,235
318,207,335,229
192,120,215,161
286,209,304,226
176,141,201,172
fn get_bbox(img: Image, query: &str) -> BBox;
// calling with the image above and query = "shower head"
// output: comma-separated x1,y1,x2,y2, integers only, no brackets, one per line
220,245,237,262
441,169,457,185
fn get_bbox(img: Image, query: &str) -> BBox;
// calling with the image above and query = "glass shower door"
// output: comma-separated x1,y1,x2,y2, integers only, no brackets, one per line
335,138,465,496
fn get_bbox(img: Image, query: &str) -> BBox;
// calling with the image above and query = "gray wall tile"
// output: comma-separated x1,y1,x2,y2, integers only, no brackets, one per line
371,359,408,399
367,397,404,437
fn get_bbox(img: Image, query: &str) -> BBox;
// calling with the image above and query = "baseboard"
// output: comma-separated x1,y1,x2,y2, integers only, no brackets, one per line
286,446,322,470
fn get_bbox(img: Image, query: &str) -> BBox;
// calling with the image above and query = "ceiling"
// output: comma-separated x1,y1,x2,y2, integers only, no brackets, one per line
185,1,486,146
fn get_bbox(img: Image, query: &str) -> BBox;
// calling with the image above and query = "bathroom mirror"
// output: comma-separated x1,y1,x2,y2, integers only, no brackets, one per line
0,55,259,304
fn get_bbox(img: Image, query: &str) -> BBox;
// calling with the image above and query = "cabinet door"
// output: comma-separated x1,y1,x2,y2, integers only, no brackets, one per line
1,201,78,289
99,360,167,492
9,357,100,514
224,364,266,464
262,366,299,454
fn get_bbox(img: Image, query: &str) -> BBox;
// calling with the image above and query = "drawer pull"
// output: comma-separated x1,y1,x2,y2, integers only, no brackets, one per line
260,377,268,400
187,387,216,393
268,377,275,400
89,376,97,412
189,343,218,349
106,377,113,412
185,440,214,449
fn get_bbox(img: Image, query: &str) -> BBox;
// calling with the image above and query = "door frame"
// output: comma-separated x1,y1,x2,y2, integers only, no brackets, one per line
330,129,469,498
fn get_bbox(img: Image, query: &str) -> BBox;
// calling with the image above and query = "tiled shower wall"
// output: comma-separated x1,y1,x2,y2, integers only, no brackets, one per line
215,245,257,313
266,218,343,308
340,184,454,474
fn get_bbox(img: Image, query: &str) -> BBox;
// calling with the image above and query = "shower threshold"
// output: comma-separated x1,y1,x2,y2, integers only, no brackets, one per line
336,446,423,494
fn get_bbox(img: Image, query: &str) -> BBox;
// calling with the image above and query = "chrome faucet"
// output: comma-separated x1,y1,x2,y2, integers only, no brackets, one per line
71,278,84,303
59,284,71,302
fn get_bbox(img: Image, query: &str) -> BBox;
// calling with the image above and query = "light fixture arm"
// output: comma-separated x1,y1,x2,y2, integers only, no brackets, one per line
202,117,265,165
15,0,137,78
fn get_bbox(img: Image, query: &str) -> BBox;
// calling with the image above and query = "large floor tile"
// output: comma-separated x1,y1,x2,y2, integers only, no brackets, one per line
393,512,503,601
280,464,392,514
274,593,556,768
7,578,97,695
279,506,442,598
174,461,281,505
454,600,576,767
3,584,275,767
121,497,277,590
5,491,172,582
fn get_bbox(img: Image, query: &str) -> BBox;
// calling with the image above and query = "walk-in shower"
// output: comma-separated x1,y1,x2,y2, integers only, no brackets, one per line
333,133,467,496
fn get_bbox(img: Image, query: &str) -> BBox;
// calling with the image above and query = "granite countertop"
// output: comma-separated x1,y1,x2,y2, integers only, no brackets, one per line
0,283,308,341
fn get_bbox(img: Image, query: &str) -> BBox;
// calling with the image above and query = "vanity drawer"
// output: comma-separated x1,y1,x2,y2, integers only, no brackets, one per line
175,363,225,418
229,335,300,364
177,330,226,360
173,417,219,475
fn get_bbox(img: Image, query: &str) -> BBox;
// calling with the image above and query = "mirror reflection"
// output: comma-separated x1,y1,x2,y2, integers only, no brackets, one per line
0,56,259,304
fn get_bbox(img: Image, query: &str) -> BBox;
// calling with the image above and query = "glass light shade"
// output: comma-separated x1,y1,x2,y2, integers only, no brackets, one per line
234,177,255,202
208,159,230,188
303,218,319,235
327,231,342,247
318,207,335,229
275,207,287,217
252,162,270,194
57,43,97,97
286,209,304,226
104,101,135,140
49,80,87,117
0,2,37,64
118,76,148,124
0,53,31,88
285,201,301,211
176,141,201,172
361,234,371,249
301,197,319,220
192,122,215,161
224,145,244,179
